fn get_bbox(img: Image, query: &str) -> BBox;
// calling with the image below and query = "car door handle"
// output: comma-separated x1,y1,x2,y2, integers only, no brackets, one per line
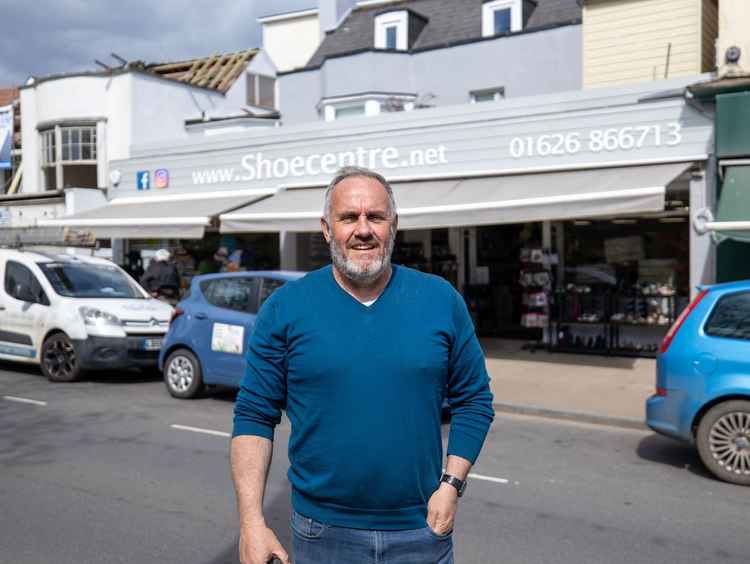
194,312,207,320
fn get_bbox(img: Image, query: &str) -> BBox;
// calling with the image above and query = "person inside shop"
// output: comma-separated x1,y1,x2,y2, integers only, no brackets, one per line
227,247,256,272
140,248,181,305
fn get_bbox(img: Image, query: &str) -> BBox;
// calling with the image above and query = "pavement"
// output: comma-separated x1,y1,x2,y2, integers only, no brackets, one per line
481,338,655,429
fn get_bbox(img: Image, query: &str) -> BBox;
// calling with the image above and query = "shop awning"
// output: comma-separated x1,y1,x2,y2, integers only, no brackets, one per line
704,166,750,242
39,190,274,239
220,163,689,233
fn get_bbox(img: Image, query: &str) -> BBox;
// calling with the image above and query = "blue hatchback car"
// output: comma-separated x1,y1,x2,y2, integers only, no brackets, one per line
646,280,750,486
159,271,305,399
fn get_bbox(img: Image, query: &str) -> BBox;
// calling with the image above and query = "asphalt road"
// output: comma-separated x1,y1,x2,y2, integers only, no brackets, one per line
1,362,748,564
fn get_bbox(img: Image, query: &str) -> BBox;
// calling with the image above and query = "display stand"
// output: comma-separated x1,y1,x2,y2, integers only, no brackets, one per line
549,289,685,358
519,248,554,347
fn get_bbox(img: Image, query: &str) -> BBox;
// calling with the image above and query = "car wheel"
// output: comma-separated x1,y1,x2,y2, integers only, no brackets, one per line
696,400,750,486
164,349,204,399
41,333,83,382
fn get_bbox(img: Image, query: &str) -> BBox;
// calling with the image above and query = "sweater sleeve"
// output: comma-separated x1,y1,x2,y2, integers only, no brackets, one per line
232,293,288,440
445,290,495,464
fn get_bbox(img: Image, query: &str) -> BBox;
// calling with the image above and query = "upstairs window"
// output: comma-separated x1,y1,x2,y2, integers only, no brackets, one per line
40,124,99,190
471,87,505,103
247,73,276,109
482,0,522,37
385,25,398,49
374,11,408,51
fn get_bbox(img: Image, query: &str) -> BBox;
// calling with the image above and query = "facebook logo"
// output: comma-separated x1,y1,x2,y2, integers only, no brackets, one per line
136,171,150,191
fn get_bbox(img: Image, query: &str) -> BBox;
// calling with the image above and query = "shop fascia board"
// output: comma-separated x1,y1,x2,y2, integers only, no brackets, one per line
114,98,709,190
126,74,712,160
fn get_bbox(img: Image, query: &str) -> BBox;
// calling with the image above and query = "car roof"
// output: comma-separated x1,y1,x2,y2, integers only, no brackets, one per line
703,279,750,295
0,248,115,266
192,270,306,285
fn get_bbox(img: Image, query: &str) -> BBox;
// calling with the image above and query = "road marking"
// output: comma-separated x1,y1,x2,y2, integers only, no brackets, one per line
468,472,509,484
171,425,510,484
171,424,231,438
3,395,47,406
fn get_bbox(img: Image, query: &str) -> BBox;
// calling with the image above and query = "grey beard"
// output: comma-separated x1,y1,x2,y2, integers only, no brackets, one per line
329,231,395,286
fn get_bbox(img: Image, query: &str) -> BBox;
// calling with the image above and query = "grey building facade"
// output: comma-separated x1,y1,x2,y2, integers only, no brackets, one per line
279,0,582,124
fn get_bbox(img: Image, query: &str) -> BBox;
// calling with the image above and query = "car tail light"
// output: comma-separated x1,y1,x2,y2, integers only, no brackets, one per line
170,307,184,325
655,387,668,397
659,289,709,354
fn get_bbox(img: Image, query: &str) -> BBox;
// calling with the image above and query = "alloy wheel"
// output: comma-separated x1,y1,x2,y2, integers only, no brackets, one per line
167,355,194,393
43,338,77,380
708,412,750,477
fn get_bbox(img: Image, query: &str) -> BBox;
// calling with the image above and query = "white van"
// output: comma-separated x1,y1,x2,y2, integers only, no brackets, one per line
0,248,173,381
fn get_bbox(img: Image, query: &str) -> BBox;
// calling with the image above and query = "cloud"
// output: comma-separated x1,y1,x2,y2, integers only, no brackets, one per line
0,0,316,86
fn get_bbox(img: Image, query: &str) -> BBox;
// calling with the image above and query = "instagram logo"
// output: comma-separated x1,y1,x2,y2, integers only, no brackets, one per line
154,169,169,189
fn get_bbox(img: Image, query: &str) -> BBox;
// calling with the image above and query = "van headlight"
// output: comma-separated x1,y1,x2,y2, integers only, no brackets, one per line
79,306,121,327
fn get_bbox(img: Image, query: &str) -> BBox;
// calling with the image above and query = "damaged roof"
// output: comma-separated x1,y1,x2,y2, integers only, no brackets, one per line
146,48,259,93
23,48,259,94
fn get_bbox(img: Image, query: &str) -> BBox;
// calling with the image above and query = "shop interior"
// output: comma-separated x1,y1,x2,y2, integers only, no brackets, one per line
123,232,280,293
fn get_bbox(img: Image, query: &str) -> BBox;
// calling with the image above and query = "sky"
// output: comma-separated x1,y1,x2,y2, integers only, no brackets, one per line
0,0,316,87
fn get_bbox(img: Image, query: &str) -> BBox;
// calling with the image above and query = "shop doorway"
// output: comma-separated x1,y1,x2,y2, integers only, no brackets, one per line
472,223,544,339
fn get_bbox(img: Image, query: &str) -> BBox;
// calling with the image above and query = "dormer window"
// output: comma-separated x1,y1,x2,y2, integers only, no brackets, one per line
374,11,408,50
482,0,522,37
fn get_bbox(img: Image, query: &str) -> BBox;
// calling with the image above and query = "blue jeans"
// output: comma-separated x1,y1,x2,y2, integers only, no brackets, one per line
290,511,454,564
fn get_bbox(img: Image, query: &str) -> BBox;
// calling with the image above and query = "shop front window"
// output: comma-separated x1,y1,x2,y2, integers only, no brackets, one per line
550,215,690,356
39,124,99,190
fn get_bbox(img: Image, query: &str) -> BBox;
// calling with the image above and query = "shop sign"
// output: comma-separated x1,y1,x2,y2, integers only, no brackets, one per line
0,105,12,170
154,168,170,189
509,123,682,159
112,93,713,196
136,170,150,190
201,145,449,184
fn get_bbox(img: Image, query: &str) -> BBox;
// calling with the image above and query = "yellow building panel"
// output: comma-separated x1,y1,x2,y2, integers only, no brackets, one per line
584,0,704,88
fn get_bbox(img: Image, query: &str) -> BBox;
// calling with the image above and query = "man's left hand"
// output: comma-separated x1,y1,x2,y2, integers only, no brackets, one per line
426,482,458,535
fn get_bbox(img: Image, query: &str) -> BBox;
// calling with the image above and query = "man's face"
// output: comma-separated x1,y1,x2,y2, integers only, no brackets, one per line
322,176,397,285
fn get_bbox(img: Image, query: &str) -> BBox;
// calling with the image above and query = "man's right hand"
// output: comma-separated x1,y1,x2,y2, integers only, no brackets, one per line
239,524,290,564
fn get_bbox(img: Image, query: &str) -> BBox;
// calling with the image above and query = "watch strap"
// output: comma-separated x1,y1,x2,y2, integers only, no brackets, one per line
440,473,466,497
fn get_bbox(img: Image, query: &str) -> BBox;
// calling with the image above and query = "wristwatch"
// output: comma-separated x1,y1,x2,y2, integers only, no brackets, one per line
440,473,467,497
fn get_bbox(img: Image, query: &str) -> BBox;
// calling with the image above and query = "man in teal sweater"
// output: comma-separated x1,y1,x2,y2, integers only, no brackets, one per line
231,166,494,564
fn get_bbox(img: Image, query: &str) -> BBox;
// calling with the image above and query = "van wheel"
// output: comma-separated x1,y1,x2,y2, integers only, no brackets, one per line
696,400,750,486
164,349,203,399
41,333,82,382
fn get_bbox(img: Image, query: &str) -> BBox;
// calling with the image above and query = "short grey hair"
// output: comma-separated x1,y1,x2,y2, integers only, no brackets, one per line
322,166,397,224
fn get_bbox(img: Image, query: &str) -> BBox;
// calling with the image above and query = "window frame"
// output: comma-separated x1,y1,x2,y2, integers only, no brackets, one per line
482,0,522,37
246,73,277,109
39,123,99,190
333,104,367,120
704,291,750,341
4,260,49,306
470,87,506,103
200,276,261,314
374,10,408,51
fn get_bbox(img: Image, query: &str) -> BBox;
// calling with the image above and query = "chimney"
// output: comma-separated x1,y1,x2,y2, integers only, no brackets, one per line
318,0,358,38
716,0,750,77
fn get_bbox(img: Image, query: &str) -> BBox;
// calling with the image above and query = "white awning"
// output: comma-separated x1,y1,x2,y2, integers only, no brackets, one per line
39,189,275,239
220,164,690,233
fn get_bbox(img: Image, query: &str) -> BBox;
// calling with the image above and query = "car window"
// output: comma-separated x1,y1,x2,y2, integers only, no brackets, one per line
4,261,49,305
201,277,260,314
259,278,286,309
705,291,750,340
38,261,144,299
